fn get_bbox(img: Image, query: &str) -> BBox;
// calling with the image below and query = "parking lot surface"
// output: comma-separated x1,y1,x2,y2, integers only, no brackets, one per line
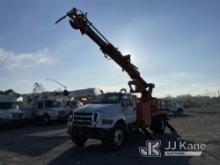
0,107,220,165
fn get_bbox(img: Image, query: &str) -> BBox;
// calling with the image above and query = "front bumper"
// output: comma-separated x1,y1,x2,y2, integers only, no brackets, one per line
67,124,112,140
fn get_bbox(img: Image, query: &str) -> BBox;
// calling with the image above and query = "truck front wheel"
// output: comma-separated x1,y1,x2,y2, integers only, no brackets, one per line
110,123,126,150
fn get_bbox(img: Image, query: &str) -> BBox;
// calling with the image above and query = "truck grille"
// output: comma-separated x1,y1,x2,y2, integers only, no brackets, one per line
73,112,93,127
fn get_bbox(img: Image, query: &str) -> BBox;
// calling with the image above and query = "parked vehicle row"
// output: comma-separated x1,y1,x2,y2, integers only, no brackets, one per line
0,88,102,127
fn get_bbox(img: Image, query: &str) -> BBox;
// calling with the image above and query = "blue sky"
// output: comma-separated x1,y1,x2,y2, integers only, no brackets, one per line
0,0,219,97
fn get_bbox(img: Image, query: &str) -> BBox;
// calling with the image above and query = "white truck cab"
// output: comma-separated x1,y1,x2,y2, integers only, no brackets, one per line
21,93,83,124
34,98,66,124
68,92,138,149
0,95,25,126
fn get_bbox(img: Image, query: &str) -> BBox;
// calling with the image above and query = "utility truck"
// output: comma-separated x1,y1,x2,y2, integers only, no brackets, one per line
57,7,179,149
34,97,67,124
21,88,101,124
159,99,184,114
21,92,77,124
0,95,25,126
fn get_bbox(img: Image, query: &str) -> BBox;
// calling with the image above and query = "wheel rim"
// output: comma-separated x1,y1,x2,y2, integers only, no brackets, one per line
114,129,124,146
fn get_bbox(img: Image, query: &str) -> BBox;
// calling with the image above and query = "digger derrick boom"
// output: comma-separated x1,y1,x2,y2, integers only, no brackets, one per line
66,8,154,98
63,8,161,126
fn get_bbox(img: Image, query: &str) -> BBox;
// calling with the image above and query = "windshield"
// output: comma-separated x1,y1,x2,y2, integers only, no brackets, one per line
0,102,17,110
45,101,60,108
92,93,121,104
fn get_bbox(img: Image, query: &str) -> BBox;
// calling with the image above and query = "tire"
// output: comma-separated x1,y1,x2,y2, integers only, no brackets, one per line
42,114,50,125
71,135,88,146
109,123,126,150
150,117,166,134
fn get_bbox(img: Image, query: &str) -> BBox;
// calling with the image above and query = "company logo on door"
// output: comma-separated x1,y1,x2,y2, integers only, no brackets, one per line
139,140,206,157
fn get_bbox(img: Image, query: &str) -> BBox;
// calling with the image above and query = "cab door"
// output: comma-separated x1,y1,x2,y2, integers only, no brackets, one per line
121,95,136,123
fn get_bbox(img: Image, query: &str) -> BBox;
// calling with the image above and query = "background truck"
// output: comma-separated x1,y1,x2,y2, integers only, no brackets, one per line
21,92,78,124
20,88,101,124
57,7,179,149
33,97,67,124
158,99,184,114
0,95,25,127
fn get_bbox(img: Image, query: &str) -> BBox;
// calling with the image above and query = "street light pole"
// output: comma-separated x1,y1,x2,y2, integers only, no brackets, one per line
46,78,66,90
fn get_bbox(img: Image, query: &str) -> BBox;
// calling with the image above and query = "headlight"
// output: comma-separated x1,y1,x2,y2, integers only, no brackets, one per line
102,119,113,125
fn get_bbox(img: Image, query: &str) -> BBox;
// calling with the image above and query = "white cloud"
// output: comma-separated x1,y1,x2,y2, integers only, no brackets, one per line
0,48,54,70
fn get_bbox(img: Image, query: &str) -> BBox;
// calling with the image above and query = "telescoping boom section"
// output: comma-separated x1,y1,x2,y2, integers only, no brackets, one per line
56,7,167,126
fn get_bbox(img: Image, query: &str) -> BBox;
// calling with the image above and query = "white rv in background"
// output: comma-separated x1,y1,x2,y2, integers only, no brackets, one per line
0,95,25,126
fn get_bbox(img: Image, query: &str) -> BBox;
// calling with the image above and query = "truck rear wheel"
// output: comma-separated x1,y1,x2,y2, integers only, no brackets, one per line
150,117,166,134
71,135,88,146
